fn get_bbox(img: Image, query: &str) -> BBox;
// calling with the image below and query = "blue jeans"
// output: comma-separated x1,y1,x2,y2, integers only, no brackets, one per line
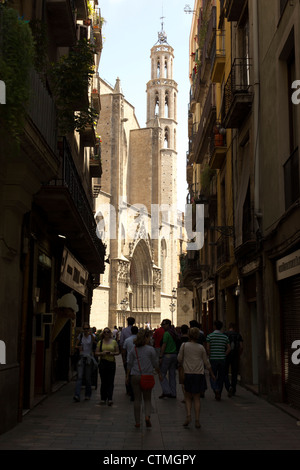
74,357,92,399
160,353,177,397
209,359,226,395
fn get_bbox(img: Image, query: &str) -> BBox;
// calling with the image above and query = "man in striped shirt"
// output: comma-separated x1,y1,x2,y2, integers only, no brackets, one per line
206,321,231,401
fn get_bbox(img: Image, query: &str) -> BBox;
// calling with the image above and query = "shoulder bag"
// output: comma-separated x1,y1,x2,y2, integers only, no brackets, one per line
135,347,155,391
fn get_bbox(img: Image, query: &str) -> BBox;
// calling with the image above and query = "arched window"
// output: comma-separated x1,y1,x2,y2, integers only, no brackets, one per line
164,59,168,78
165,91,169,118
155,92,159,116
157,60,160,78
164,127,169,148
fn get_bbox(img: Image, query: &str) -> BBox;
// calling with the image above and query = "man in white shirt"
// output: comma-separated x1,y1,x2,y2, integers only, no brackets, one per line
121,322,137,400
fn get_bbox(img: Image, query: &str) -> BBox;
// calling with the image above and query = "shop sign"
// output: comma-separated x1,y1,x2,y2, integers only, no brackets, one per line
60,248,88,295
276,249,300,281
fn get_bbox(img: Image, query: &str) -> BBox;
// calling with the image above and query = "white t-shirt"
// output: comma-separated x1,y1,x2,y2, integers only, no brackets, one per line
79,334,93,356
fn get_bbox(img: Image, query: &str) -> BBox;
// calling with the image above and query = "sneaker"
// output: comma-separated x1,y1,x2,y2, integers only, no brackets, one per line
73,395,80,402
215,391,221,401
228,387,233,398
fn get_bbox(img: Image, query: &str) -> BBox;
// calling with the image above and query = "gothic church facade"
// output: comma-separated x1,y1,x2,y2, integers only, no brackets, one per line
91,28,180,329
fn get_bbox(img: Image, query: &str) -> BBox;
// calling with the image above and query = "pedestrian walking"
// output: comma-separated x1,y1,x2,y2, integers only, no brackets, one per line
120,317,135,396
178,327,215,428
73,323,97,402
159,319,179,399
95,328,119,406
152,324,165,361
126,329,161,428
206,320,230,401
122,325,138,401
224,323,243,396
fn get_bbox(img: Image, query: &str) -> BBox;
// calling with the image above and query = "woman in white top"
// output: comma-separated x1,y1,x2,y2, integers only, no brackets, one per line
126,329,161,428
177,327,215,428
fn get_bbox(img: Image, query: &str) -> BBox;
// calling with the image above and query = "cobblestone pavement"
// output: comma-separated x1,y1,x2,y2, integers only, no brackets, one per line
0,356,299,453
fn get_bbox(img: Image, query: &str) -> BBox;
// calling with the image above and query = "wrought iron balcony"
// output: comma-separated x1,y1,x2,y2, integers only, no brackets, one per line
194,84,216,164
180,252,203,290
223,58,253,129
90,138,102,178
209,123,227,169
34,137,105,274
211,31,226,83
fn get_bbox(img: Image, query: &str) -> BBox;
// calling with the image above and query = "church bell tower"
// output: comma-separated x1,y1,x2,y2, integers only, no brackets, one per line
146,19,178,207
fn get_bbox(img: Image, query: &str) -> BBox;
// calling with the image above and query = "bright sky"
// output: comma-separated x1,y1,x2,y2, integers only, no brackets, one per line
97,0,193,212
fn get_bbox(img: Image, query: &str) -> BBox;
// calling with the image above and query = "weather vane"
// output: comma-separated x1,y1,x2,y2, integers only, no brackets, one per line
158,2,167,44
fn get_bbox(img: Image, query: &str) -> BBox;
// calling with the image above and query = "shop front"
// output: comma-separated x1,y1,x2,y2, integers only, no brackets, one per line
276,248,300,409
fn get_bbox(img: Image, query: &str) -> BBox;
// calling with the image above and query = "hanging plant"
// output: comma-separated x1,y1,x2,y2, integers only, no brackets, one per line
0,5,34,141
29,18,48,78
49,39,98,134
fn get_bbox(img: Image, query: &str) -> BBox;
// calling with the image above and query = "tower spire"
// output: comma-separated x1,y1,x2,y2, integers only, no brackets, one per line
157,2,168,44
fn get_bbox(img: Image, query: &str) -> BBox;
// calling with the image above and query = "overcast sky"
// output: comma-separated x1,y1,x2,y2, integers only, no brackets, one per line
97,0,193,212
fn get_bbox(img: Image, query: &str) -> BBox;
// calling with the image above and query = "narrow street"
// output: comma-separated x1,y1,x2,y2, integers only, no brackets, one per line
0,356,299,454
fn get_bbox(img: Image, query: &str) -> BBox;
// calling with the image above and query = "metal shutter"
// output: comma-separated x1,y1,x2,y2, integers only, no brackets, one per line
282,274,300,409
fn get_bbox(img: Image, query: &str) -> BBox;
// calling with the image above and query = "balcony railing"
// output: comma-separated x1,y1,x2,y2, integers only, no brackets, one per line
193,84,216,164
53,138,103,253
223,58,253,128
210,30,226,83
209,123,227,169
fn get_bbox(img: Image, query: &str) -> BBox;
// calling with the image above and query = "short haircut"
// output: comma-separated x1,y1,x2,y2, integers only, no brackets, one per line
214,320,223,330
189,327,200,341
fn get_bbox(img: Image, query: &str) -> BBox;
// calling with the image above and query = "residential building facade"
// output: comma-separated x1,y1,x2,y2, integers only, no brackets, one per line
0,0,105,433
184,0,300,411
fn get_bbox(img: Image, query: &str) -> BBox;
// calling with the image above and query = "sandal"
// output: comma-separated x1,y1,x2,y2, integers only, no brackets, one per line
145,417,152,427
195,420,201,428
183,416,191,427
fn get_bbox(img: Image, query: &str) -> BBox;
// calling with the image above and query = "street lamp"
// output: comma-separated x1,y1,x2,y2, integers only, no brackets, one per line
169,287,177,325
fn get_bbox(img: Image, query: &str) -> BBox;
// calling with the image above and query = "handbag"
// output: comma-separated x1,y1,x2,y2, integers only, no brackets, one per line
178,343,185,384
135,347,155,391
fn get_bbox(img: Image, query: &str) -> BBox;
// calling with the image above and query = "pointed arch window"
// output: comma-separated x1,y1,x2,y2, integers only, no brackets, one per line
165,91,169,118
164,59,168,78
155,92,159,116
164,127,169,148
157,60,160,78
